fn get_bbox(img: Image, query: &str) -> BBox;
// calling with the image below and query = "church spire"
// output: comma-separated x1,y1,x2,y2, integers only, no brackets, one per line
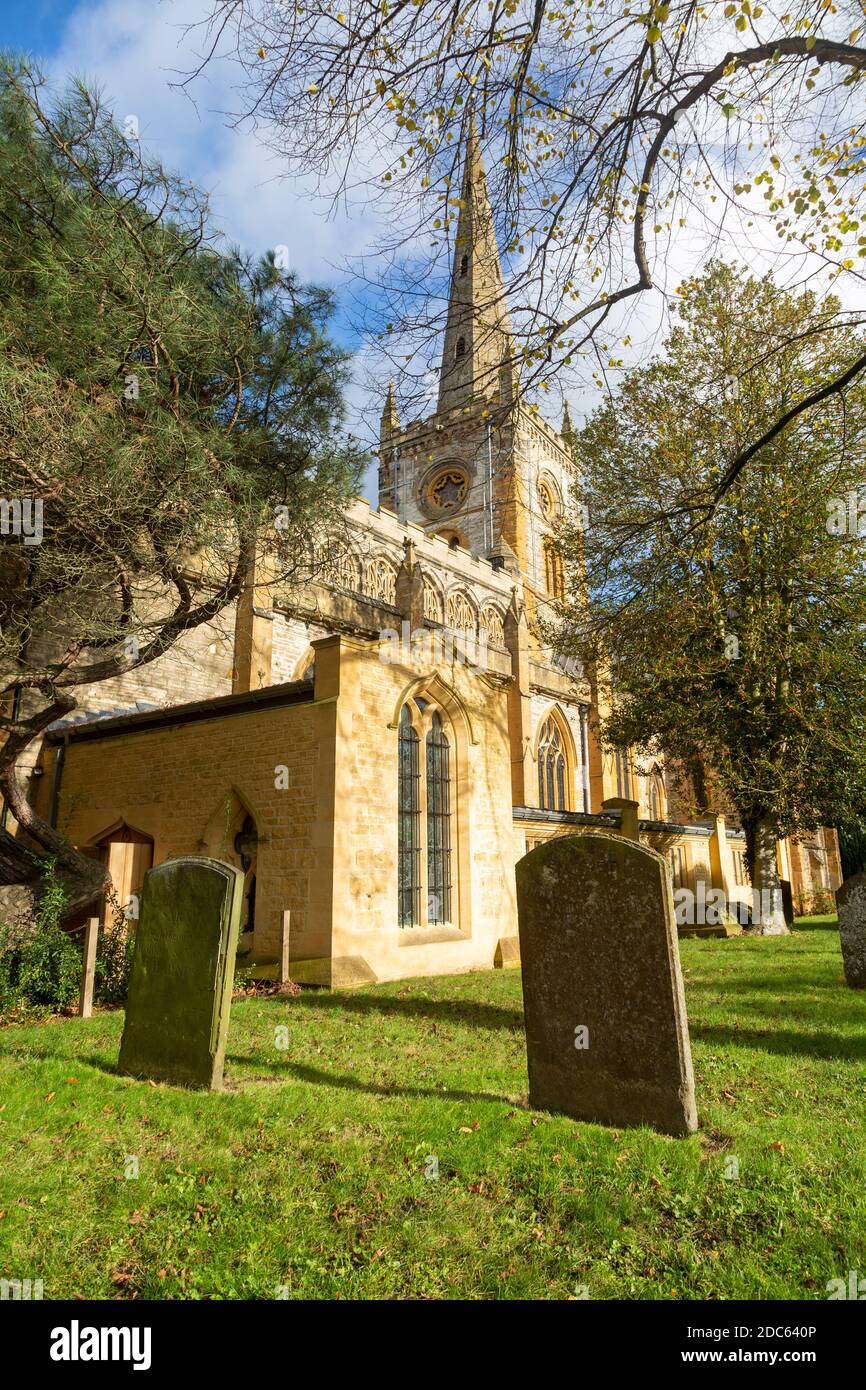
380,380,400,438
437,112,516,414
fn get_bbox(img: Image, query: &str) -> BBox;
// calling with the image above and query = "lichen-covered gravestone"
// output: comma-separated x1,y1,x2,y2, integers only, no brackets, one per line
118,857,244,1089
835,873,866,989
516,834,697,1136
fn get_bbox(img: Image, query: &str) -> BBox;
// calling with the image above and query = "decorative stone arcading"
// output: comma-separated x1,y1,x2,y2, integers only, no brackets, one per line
446,589,478,633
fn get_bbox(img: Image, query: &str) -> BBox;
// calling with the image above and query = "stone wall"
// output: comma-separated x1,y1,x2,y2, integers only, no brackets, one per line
33,684,332,958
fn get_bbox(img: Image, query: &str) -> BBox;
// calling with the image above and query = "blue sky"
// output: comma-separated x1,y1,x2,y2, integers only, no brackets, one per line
4,0,387,487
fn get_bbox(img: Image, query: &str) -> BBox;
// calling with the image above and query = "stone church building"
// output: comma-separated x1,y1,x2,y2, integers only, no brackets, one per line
13,131,841,983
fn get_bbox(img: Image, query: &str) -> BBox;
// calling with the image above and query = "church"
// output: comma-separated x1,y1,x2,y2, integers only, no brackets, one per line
18,131,841,983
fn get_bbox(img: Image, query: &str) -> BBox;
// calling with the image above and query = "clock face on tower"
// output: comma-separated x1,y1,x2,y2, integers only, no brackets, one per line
427,467,469,514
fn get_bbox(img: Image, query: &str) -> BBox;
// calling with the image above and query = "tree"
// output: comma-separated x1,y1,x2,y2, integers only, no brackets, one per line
551,261,866,931
188,1,866,485
0,59,364,914
838,820,866,880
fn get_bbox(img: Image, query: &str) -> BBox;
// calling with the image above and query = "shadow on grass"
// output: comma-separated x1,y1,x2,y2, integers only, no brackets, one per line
690,1022,866,1061
223,1055,518,1107
242,989,524,1033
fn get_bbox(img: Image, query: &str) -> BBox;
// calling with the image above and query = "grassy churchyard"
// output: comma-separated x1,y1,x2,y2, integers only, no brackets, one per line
1,915,864,1302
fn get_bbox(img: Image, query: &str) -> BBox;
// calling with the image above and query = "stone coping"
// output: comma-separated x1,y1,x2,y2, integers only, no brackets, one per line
46,680,314,745
513,806,714,838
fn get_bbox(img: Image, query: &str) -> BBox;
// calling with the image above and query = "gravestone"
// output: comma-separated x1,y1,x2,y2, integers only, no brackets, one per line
835,873,866,989
118,857,244,1089
516,833,698,1136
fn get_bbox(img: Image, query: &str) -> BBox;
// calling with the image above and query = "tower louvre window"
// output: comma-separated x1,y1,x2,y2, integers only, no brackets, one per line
459,254,469,277
455,336,466,361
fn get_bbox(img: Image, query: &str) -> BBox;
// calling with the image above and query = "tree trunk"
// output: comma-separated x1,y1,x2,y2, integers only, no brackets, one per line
0,698,109,923
752,816,789,935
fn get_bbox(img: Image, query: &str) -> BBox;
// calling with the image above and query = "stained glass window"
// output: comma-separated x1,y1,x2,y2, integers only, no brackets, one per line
537,716,568,811
398,706,421,927
426,713,452,924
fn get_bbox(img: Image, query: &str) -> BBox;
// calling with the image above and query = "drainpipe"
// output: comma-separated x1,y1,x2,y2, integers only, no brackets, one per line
49,735,68,830
579,704,591,812
486,420,494,552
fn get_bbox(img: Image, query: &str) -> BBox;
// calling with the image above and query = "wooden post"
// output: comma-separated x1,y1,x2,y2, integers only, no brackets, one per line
279,910,291,986
79,916,99,1018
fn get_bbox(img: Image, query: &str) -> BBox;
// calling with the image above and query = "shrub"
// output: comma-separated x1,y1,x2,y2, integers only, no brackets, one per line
0,858,80,1011
95,891,136,1005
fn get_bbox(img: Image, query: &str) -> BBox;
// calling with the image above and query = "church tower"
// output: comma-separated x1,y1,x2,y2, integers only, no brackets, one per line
376,119,577,616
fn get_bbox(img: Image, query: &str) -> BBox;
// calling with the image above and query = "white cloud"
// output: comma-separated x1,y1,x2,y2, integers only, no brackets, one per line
50,0,380,281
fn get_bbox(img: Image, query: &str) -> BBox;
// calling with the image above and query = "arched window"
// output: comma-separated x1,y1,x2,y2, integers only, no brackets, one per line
364,555,397,605
648,768,666,820
426,713,452,924
479,605,505,648
537,715,569,812
446,589,477,632
423,579,443,623
397,700,457,928
459,254,469,277
398,706,421,927
455,336,466,360
615,748,631,798
543,542,565,599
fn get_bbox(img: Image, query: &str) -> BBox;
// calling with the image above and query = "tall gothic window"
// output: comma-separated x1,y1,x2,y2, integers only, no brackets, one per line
426,713,452,924
648,769,665,820
398,701,456,927
543,542,566,599
459,254,469,277
398,706,421,927
615,748,631,798
537,715,568,812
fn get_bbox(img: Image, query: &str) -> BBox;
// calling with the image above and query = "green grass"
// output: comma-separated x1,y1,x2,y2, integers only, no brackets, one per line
1,915,865,1300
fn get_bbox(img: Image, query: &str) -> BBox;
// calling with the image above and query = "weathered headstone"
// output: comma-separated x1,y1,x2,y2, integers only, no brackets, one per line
516,833,698,1136
118,857,244,1089
835,873,866,989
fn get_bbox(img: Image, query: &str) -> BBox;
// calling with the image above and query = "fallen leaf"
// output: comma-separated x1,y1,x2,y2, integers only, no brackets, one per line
65,1078,79,1085
769,1140,785,1154
649,1175,662,1190
44,1092,55,1102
